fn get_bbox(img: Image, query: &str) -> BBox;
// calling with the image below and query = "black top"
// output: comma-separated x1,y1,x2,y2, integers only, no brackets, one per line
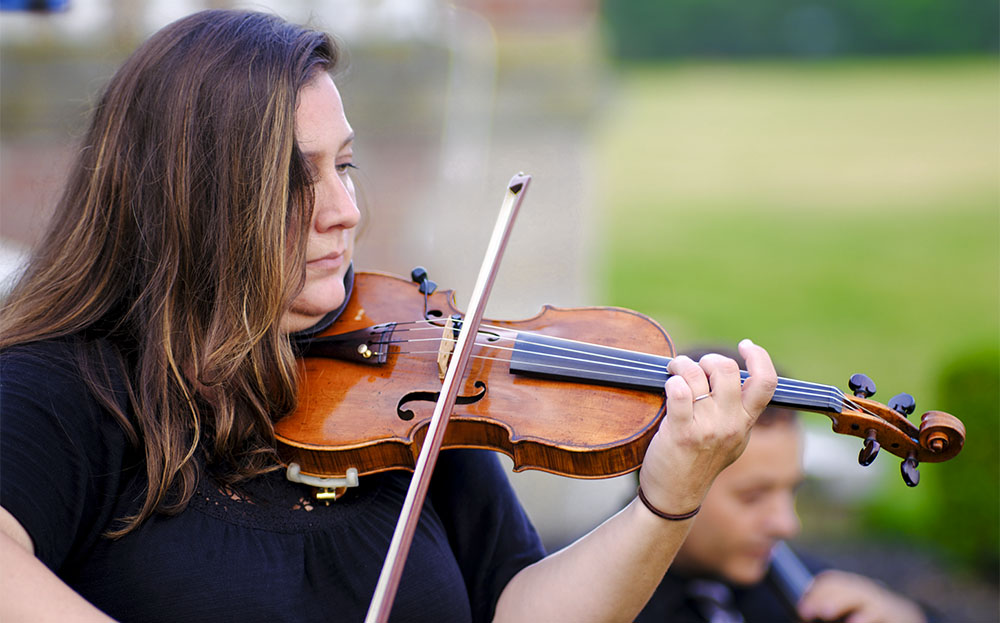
0,337,545,622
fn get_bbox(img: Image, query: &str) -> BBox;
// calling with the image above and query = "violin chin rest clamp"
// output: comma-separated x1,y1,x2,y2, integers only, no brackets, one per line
286,463,360,499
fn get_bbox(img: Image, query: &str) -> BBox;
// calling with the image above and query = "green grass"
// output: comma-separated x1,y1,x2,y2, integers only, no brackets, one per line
593,57,999,564
594,57,998,413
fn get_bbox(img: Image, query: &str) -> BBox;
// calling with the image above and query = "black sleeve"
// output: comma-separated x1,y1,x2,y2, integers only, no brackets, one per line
0,340,130,572
429,449,546,623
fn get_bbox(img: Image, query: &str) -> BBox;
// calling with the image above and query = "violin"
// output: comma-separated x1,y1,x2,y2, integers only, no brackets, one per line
275,269,965,491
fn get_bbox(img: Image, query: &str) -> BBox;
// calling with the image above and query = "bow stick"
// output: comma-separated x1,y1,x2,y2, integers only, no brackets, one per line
364,173,532,623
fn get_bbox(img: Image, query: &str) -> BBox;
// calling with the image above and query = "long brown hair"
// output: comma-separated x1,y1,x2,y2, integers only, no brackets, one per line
0,10,338,535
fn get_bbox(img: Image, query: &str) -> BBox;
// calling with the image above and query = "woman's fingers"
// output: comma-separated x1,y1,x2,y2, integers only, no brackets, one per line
663,356,704,428
661,341,777,431
696,353,741,407
737,339,778,417
666,355,709,398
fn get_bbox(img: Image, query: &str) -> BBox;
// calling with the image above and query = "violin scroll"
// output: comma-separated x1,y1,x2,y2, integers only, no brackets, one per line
918,410,966,456
830,374,965,486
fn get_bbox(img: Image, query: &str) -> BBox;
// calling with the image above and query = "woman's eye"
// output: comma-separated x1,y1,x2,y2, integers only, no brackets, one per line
335,162,358,175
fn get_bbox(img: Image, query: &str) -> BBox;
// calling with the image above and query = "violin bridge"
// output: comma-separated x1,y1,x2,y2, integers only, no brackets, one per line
437,316,457,380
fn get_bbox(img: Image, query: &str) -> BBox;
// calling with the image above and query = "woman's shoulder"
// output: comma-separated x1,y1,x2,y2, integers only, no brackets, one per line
3,337,83,399
2,334,81,363
1,335,130,446
3,335,120,405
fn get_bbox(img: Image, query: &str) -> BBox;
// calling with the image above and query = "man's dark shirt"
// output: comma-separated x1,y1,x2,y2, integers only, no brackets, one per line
635,567,803,623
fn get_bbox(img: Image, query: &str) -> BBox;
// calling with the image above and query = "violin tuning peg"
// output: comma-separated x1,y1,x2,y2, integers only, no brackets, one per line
858,429,880,466
901,455,920,487
410,266,437,294
848,373,876,398
888,393,916,416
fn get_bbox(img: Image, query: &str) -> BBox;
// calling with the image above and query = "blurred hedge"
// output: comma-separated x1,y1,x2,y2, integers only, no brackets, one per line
863,347,1000,577
601,0,999,58
926,348,999,575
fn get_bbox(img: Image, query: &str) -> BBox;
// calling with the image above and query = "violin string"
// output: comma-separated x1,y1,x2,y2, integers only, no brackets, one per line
385,323,828,393
388,346,883,423
387,324,870,416
466,326,888,421
391,348,882,421
380,321,666,373
386,322,839,400
374,320,889,423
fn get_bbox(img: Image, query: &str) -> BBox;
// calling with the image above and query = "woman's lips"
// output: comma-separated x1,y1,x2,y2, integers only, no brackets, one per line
307,251,344,271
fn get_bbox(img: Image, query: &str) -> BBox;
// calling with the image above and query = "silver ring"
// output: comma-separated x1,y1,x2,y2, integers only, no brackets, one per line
693,392,713,402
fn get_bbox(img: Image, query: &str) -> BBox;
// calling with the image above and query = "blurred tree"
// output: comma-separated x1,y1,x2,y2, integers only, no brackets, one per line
600,0,999,58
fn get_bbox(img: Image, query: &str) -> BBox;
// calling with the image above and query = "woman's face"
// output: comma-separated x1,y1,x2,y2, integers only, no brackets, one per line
281,72,361,333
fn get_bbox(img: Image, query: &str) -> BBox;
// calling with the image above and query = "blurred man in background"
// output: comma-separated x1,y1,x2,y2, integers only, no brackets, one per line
635,348,930,623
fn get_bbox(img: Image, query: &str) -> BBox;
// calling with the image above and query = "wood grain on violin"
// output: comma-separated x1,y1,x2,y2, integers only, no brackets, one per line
275,271,965,485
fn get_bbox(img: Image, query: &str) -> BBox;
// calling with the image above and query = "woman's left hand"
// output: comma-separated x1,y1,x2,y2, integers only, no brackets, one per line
638,339,778,517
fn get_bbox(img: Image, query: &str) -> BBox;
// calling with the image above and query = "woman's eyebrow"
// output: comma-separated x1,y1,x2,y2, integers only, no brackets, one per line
301,131,355,160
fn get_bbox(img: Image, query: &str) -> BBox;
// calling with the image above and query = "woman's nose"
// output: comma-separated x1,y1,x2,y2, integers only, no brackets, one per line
313,173,360,232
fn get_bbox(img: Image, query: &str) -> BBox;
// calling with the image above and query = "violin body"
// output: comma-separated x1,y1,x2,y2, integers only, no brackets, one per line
275,271,675,480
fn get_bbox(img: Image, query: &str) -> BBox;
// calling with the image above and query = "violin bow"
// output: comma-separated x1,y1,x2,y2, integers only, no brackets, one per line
364,173,533,623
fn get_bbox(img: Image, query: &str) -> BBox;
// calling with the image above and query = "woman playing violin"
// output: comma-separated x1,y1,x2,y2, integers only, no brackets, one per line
0,10,777,622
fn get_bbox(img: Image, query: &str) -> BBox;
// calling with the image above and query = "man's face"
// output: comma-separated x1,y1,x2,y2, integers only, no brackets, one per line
673,421,804,585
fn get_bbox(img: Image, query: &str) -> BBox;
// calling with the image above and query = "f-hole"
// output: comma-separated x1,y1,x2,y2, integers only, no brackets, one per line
396,381,488,421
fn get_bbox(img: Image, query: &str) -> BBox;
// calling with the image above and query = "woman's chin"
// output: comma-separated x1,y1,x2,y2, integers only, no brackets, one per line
283,282,346,332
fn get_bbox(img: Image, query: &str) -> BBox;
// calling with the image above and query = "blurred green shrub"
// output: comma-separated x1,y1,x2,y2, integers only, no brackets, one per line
600,0,999,58
929,347,999,575
865,346,999,577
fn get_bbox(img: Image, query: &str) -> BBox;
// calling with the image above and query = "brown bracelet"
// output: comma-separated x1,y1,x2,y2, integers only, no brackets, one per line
636,486,701,521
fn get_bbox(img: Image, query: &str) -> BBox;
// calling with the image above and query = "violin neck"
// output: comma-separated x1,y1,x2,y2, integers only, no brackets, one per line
508,332,845,415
